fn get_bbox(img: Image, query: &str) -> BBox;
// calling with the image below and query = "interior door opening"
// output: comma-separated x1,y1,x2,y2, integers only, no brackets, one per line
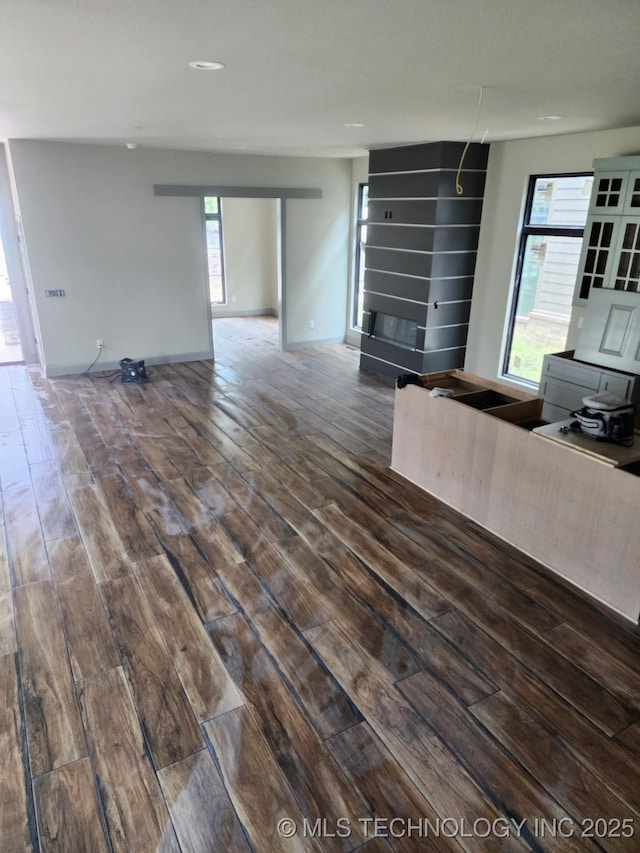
0,236,23,364
205,196,283,353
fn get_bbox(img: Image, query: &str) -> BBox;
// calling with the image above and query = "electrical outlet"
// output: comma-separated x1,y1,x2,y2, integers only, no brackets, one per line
309,320,315,329
96,338,104,350
231,294,237,303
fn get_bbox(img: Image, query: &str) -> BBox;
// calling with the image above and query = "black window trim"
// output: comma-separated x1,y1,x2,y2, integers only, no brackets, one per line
502,171,591,384
352,182,368,329
204,197,227,306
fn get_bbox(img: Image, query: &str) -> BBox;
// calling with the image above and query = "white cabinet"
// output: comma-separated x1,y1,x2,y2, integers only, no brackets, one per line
574,157,640,305
539,350,640,422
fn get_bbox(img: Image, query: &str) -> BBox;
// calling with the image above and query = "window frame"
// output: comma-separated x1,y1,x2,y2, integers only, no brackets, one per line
204,197,227,306
502,171,591,385
352,183,368,329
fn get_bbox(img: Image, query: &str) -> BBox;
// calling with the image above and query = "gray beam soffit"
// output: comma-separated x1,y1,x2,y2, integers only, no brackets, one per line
154,185,322,200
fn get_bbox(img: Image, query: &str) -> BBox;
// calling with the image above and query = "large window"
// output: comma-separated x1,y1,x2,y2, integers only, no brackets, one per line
503,174,592,384
204,197,226,305
352,184,368,329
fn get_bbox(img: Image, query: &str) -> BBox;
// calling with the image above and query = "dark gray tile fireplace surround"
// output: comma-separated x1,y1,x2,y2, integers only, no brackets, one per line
360,141,489,379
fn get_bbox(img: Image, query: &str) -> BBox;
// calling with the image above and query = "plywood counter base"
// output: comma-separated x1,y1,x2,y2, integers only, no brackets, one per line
391,382,640,623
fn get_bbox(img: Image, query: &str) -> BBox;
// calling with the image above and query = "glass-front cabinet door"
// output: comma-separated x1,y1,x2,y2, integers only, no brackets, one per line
575,215,620,301
588,171,629,215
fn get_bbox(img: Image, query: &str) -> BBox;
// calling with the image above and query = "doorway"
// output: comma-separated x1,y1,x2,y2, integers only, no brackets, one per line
0,236,23,364
205,196,282,351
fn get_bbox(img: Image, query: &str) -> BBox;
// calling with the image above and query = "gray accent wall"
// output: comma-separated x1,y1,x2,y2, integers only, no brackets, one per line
360,140,489,378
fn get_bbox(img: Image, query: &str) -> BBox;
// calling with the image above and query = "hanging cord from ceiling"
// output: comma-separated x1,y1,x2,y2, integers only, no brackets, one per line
455,86,484,196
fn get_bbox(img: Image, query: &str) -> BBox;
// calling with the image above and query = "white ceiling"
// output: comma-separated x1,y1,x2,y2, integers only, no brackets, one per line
1,0,640,158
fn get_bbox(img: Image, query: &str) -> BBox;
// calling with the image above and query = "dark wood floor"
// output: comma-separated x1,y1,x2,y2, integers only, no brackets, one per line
2,316,640,852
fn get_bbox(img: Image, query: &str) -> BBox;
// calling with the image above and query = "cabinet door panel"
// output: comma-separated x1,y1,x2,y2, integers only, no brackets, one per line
573,216,620,304
540,377,596,412
622,171,640,216
610,217,640,293
587,171,628,215
575,288,640,373
598,373,633,399
543,354,600,389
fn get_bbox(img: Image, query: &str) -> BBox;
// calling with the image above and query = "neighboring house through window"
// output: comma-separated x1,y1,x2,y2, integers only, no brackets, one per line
204,197,226,305
503,173,592,384
352,183,368,329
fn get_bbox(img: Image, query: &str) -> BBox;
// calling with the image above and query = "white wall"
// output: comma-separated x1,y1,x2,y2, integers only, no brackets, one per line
6,140,353,375
466,125,640,386
213,197,278,318
0,146,38,362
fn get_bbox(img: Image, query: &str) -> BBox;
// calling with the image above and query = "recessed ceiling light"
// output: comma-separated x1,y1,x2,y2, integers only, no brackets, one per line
125,142,138,149
539,115,564,121
344,122,365,128
189,61,225,71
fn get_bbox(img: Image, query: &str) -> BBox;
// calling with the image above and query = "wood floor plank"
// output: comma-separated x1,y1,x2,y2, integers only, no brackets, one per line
165,414,227,468
213,464,296,543
29,460,77,542
0,651,35,851
100,574,203,768
326,722,461,853
191,518,245,568
175,401,260,472
319,544,495,702
244,441,332,508
49,425,92,486
469,690,638,848
540,621,640,710
78,667,180,852
129,433,183,480
47,536,120,681
93,468,162,561
245,467,338,551
203,706,323,853
309,475,428,568
4,485,50,586
67,484,130,582
432,609,640,816
135,554,243,722
309,434,545,592
0,436,31,491
161,476,215,530
72,420,113,472
526,575,640,673
243,539,332,632
313,503,450,621
216,559,361,739
274,537,423,682
149,525,238,622
616,721,640,761
399,671,600,852
123,471,187,538
316,466,559,634
304,619,527,853
34,757,109,853
157,749,251,852
418,564,639,737
185,466,238,516
208,612,369,851
0,491,16,654
14,580,86,776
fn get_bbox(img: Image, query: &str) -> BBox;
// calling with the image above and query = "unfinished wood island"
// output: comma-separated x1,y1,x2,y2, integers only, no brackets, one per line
391,370,640,623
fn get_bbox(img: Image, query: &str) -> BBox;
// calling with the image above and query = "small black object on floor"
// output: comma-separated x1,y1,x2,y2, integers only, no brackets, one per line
119,358,149,383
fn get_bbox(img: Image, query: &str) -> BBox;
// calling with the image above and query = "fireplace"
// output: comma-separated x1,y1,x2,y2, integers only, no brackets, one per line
368,311,418,351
